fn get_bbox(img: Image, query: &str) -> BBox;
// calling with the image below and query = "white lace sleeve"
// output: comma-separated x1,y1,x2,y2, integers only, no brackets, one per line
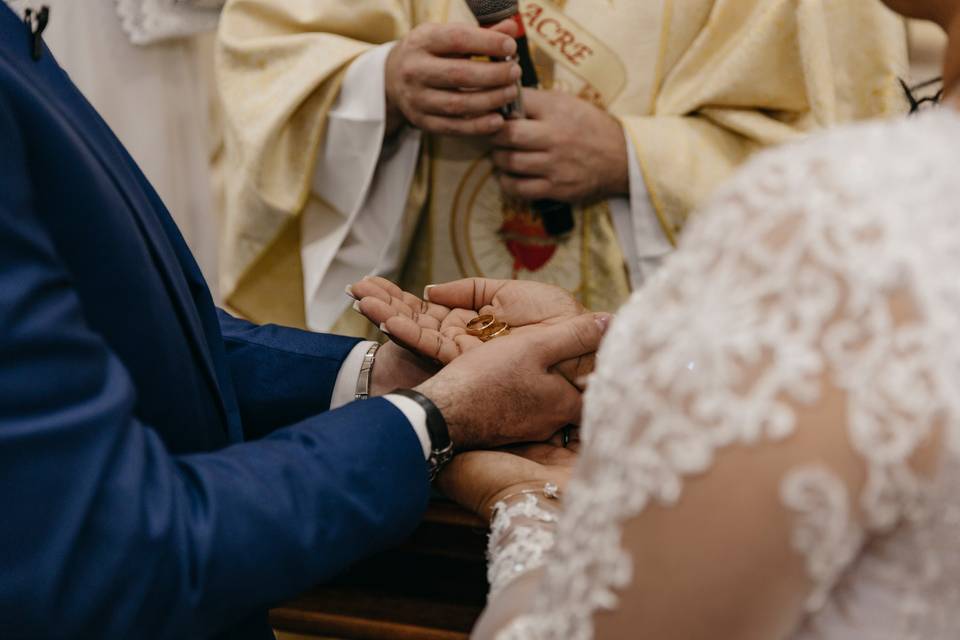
485,483,563,598
473,112,960,640
116,0,222,45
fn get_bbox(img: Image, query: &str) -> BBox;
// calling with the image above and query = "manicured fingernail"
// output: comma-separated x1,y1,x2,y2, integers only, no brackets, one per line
503,39,517,56
345,284,356,299
505,84,518,99
423,284,436,301
510,64,521,80
352,300,361,313
379,322,391,336
594,313,612,333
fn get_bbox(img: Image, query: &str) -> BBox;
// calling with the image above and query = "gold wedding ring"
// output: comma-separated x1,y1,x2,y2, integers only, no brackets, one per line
466,314,511,342
482,321,510,341
466,314,497,336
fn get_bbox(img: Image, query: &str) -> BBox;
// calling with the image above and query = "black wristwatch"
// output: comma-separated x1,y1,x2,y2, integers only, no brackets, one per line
390,388,455,480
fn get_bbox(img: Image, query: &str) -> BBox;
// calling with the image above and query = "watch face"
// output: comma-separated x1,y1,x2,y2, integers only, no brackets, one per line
450,156,582,289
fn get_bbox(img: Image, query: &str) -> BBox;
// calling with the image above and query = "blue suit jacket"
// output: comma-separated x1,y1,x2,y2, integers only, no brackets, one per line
0,6,429,639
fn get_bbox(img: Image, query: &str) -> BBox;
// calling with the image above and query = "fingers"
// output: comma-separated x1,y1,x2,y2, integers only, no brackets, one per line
381,315,463,364
351,276,404,302
419,56,520,90
414,85,518,119
356,297,442,332
554,353,597,391
351,277,450,324
530,313,612,367
422,277,511,310
517,87,550,118
491,117,551,150
498,173,554,200
417,113,505,137
420,23,517,58
491,149,551,176
488,17,521,39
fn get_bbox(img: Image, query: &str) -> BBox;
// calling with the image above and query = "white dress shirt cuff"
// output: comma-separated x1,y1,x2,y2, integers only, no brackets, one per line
329,341,431,460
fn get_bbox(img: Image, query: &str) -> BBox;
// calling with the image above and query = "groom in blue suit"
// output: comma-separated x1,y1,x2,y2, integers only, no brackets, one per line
0,4,605,639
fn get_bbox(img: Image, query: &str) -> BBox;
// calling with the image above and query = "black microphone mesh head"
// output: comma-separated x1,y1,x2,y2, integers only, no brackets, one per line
464,0,519,25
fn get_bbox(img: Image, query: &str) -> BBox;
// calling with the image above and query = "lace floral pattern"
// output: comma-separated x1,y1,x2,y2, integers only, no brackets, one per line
115,0,222,45
491,110,960,639
781,466,864,612
487,494,560,597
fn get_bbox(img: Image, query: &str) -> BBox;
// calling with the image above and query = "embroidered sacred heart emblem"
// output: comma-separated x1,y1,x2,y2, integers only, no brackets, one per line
498,202,558,273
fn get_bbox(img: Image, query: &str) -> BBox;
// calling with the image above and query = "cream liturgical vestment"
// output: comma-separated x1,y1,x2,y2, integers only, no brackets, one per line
216,0,906,333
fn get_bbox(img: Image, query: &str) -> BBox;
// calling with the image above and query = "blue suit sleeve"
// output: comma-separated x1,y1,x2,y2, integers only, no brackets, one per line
217,310,361,439
0,96,429,639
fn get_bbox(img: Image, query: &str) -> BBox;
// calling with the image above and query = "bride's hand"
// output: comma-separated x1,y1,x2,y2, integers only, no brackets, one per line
436,430,581,523
349,276,596,389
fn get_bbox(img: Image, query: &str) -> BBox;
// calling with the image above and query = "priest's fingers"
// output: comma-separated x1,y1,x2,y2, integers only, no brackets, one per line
497,174,553,201
417,22,517,59
519,88,555,119
423,278,512,311
413,86,518,119
416,114,505,137
491,117,552,150
381,316,462,363
488,17,521,39
491,149,551,176
419,55,520,91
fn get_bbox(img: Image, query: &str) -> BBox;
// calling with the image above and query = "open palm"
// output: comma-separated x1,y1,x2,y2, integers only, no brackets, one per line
350,277,595,386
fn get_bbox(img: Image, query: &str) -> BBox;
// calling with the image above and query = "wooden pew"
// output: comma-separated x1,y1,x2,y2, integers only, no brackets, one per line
271,502,489,640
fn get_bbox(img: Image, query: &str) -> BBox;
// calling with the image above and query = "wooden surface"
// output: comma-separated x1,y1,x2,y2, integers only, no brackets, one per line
270,502,489,640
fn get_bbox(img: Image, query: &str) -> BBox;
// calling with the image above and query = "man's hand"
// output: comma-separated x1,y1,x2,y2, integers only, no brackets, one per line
385,20,522,137
369,341,439,396
437,435,581,522
491,89,629,203
350,277,597,388
414,313,609,451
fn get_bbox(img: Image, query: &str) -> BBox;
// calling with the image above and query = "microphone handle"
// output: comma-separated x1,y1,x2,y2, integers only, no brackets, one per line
499,25,575,236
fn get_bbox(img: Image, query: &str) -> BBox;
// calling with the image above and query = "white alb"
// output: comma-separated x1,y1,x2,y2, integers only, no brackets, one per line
482,109,960,639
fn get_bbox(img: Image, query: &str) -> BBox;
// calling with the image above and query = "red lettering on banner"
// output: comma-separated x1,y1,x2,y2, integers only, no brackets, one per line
521,2,595,67
522,4,544,25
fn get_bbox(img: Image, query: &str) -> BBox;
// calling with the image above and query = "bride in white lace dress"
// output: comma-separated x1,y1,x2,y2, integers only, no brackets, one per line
349,0,960,637
429,1,960,637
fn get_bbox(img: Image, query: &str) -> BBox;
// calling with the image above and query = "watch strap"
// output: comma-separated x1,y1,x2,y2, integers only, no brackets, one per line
390,388,454,480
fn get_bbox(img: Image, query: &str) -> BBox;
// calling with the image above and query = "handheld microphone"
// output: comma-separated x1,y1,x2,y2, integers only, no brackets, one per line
465,0,575,237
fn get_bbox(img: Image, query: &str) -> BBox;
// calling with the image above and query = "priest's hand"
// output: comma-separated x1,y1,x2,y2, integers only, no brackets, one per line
437,432,581,522
414,315,604,450
385,20,522,138
491,89,629,203
349,276,601,389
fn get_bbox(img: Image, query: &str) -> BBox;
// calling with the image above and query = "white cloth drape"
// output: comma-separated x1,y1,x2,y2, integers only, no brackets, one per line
25,0,222,294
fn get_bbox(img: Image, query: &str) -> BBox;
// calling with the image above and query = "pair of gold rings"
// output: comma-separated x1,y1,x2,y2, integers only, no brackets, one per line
466,314,511,342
